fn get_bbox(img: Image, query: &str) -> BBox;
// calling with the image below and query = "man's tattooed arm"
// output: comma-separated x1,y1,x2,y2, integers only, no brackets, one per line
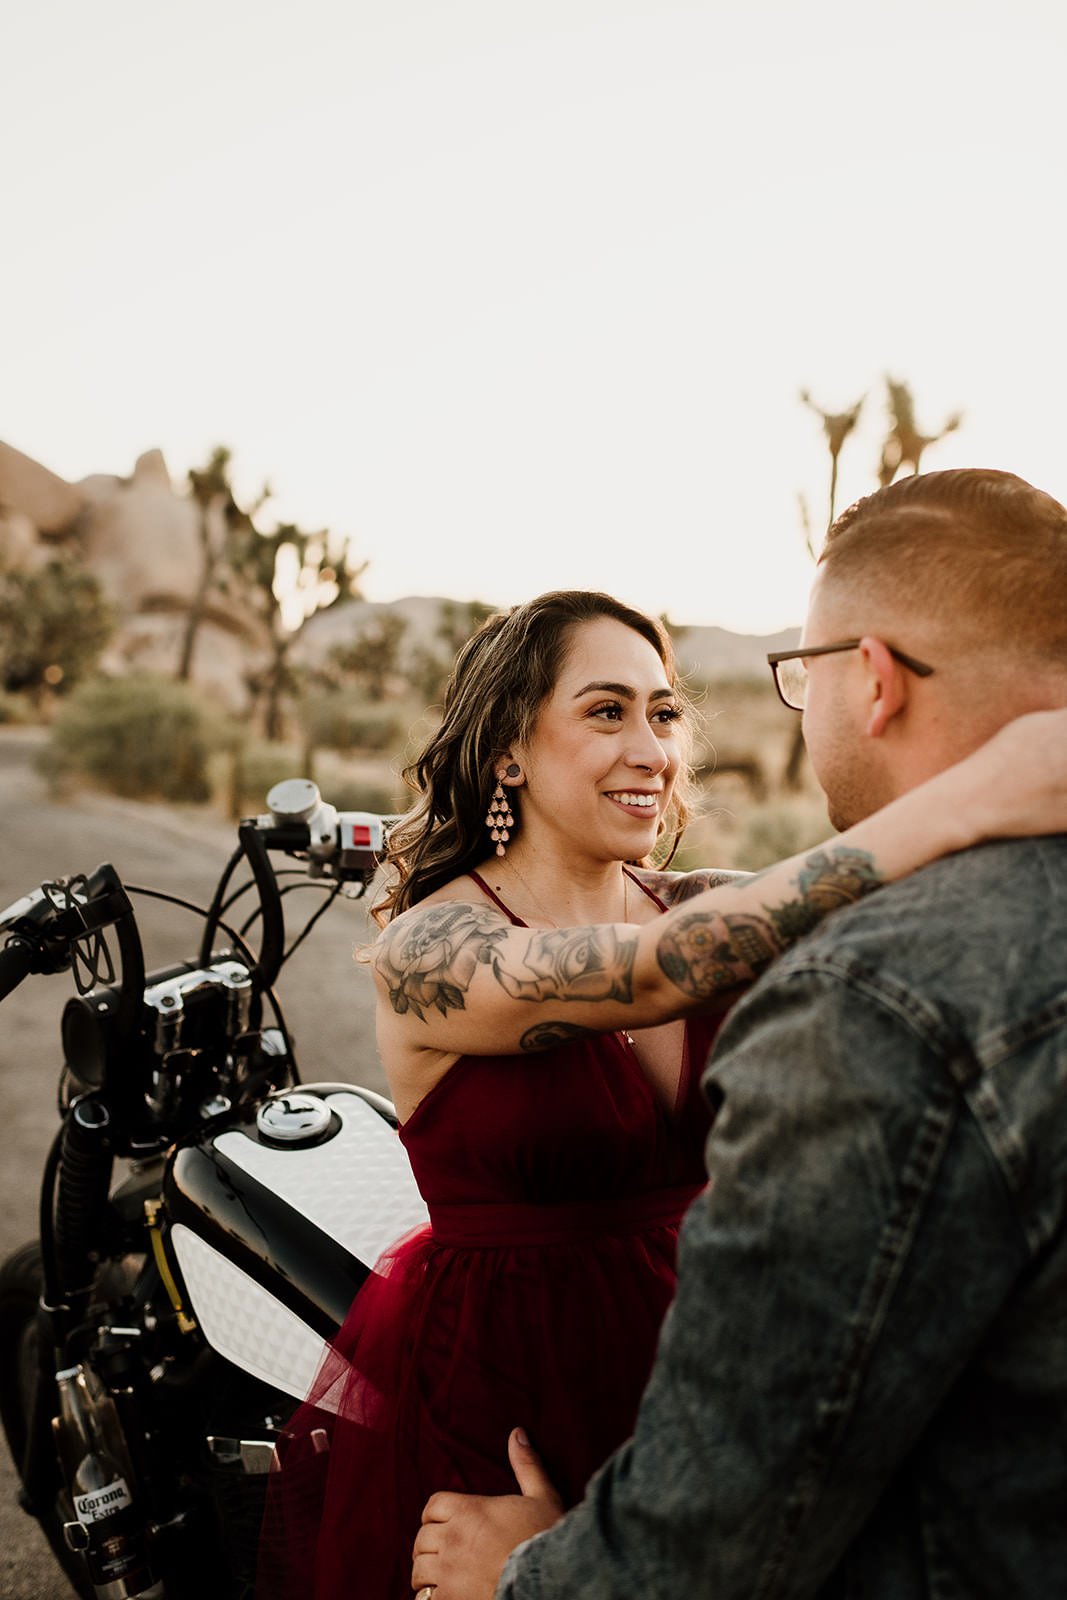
656,847,883,1000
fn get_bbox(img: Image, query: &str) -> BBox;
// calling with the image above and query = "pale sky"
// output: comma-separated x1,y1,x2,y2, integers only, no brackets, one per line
4,0,1066,633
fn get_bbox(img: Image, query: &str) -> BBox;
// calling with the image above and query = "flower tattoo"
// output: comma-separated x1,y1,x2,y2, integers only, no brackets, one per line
493,928,637,1003
376,907,636,1023
375,904,510,1022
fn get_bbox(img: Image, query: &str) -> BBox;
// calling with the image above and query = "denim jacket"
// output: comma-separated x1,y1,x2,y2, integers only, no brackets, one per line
500,836,1067,1598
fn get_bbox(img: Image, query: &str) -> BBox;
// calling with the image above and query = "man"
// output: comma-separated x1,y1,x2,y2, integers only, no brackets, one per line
411,467,1067,1598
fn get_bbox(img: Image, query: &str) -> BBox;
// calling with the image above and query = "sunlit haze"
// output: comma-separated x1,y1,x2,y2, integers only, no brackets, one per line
5,0,1065,633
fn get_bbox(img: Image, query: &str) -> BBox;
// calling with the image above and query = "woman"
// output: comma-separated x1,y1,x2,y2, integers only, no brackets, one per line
263,591,1067,1600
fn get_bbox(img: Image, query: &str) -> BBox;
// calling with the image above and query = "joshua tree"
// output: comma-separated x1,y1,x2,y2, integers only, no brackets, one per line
178,446,269,682
437,598,496,656
877,377,962,486
786,377,963,790
799,389,866,539
232,520,366,740
327,612,410,701
409,599,496,702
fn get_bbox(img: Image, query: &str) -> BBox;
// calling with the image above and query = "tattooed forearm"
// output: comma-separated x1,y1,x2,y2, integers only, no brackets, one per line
494,928,636,1004
657,912,780,997
379,849,885,1026
792,847,883,910
766,848,884,942
519,1020,599,1052
375,904,510,1021
656,847,884,1001
377,907,637,1024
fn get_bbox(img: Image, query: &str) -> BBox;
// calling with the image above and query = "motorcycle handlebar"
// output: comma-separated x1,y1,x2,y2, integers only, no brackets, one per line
0,789,394,1009
247,793,394,890
0,939,36,1001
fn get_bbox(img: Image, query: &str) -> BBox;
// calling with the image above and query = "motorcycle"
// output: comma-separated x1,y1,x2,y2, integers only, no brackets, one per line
0,778,429,1599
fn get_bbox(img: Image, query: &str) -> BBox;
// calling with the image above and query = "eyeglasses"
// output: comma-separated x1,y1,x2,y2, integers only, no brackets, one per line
766,639,935,711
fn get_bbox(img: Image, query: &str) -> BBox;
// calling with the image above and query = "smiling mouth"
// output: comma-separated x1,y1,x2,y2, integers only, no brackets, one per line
604,791,660,813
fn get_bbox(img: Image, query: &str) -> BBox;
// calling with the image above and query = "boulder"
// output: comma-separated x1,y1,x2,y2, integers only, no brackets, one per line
0,440,266,707
0,440,82,536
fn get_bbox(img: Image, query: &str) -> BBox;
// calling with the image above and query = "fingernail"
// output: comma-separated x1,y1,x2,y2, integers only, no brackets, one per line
515,1427,530,1447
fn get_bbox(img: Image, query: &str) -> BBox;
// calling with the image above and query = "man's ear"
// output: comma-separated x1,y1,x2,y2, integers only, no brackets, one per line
858,636,908,738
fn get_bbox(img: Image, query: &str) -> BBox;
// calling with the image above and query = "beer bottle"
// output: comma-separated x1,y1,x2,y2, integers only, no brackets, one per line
52,1363,164,1599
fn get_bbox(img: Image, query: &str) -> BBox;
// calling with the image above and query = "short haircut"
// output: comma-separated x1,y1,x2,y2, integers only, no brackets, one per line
819,468,1067,666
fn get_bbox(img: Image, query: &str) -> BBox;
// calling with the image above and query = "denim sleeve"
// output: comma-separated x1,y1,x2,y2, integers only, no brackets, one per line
498,963,1028,1600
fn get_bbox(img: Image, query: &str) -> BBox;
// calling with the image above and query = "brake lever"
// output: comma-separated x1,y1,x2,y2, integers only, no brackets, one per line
0,869,134,978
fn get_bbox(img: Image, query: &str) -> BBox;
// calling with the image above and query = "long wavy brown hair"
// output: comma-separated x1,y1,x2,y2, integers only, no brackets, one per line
373,591,696,924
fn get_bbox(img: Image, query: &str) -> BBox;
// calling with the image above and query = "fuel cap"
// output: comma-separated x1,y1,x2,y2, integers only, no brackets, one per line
256,1092,332,1144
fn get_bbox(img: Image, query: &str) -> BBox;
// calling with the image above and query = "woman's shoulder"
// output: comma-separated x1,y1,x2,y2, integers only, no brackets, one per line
373,874,512,952
629,863,753,907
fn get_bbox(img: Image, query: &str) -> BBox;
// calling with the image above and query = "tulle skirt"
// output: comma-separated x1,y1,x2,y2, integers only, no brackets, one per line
259,1187,699,1600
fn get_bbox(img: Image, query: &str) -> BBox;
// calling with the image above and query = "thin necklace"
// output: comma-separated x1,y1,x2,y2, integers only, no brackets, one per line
499,862,635,1045
501,861,631,929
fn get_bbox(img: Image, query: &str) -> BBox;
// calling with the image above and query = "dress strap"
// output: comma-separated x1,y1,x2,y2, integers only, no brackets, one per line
471,867,661,923
623,866,668,913
467,869,528,927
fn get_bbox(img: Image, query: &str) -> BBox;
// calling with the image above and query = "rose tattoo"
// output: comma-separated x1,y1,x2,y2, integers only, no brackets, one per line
376,904,509,1021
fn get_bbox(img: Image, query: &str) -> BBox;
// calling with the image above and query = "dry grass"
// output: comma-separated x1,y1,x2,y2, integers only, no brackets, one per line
678,679,830,871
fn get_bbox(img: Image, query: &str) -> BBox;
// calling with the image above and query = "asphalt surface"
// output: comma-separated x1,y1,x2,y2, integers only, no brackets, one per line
0,730,384,1599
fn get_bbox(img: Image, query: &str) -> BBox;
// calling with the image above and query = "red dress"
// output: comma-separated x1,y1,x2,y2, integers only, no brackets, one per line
261,871,721,1600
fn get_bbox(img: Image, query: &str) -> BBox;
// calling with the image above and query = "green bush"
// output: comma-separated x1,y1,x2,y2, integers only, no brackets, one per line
325,775,404,815
0,560,115,699
216,743,404,820
300,693,405,754
732,799,829,871
227,742,307,813
0,689,32,725
40,676,229,802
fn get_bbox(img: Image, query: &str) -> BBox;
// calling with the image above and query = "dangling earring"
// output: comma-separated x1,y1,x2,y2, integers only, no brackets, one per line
486,767,518,856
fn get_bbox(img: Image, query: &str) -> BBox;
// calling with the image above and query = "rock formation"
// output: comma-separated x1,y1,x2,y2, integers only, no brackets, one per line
0,440,267,707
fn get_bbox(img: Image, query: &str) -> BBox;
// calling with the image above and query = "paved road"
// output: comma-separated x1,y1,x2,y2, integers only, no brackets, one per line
0,730,384,1599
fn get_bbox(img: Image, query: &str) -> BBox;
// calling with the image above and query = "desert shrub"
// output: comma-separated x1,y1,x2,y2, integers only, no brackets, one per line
218,743,404,820
325,775,404,815
300,693,405,754
732,798,829,871
41,675,229,801
0,560,115,700
0,689,33,725
226,741,307,813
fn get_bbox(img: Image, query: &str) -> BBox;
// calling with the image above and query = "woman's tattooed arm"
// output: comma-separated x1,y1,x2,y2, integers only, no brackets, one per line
518,1020,599,1051
633,867,752,907
374,903,512,1021
374,904,637,1023
373,847,885,1055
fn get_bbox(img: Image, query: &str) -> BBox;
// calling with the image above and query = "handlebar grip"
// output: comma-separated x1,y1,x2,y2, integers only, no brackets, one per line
0,939,36,1001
